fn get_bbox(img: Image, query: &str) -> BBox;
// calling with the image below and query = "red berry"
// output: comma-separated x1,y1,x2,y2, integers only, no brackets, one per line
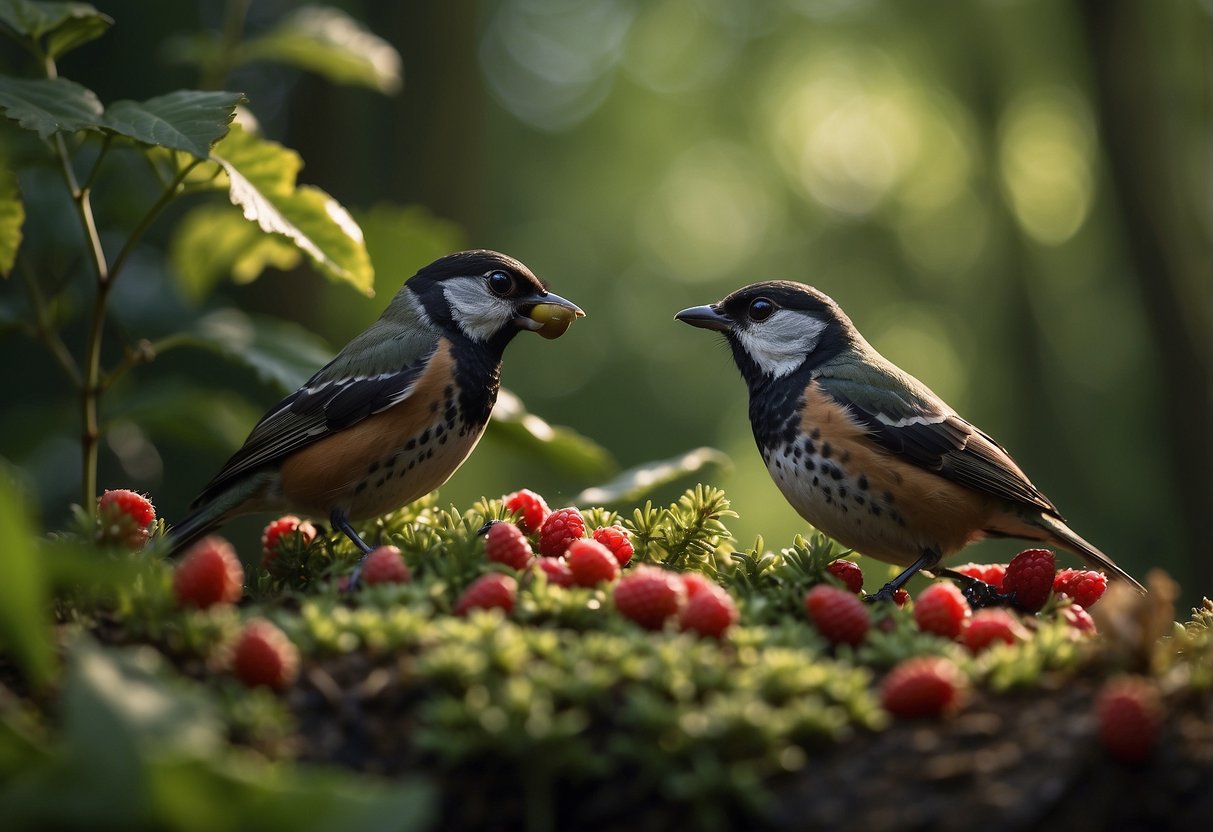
1003,548,1056,612
565,539,619,587
484,522,534,570
174,536,244,609
613,566,686,630
592,525,634,567
504,488,551,533
537,507,586,558
1060,602,1097,634
881,656,965,718
455,573,517,615
953,562,1006,591
1053,568,1108,609
826,559,864,594
96,488,156,550
961,609,1024,654
892,588,911,608
1096,676,1162,763
681,572,716,599
680,581,738,639
260,515,317,570
804,584,870,646
231,618,299,690
360,545,410,585
535,557,575,588
913,582,971,640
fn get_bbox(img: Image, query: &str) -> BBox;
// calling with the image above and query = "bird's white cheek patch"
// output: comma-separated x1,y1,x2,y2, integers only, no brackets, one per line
736,311,827,378
442,277,515,342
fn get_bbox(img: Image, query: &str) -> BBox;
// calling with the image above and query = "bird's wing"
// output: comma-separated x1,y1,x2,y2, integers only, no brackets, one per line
190,333,439,508
816,369,1059,516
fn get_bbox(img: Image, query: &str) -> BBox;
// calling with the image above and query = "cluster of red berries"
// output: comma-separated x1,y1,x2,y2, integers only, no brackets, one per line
467,489,739,637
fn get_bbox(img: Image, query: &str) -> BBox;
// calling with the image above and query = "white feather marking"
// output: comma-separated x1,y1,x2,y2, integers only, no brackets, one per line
735,310,828,378
442,276,515,342
874,412,949,428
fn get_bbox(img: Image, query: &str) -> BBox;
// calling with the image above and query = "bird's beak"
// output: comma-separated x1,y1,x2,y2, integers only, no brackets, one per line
675,304,731,332
515,291,585,340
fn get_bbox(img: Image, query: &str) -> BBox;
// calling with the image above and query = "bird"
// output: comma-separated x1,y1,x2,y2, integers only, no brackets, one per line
675,281,1144,602
169,250,584,582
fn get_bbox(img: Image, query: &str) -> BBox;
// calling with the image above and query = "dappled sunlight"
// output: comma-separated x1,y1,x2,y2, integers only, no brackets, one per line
867,305,968,408
622,0,742,94
637,142,777,281
998,87,1096,245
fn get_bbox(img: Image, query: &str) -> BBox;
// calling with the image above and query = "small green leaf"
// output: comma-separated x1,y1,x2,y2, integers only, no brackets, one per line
0,0,112,59
210,126,374,296
487,388,615,478
0,162,24,276
0,470,53,688
177,308,334,394
0,76,103,138
574,447,731,506
169,203,300,300
235,6,402,94
103,90,244,157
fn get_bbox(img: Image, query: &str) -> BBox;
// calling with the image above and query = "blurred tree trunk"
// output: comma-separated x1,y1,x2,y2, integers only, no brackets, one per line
1078,0,1213,592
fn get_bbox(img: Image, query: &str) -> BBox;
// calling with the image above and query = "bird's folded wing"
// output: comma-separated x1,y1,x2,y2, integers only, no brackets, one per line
817,372,1058,516
190,343,437,508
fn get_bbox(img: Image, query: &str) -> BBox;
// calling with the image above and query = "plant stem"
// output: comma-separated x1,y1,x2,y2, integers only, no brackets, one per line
201,0,251,89
19,262,82,387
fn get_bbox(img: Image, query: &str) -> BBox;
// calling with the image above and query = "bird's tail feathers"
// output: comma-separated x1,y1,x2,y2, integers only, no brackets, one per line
1032,514,1146,594
167,478,267,558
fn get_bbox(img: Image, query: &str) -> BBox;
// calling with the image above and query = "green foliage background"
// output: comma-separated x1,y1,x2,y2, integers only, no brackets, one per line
0,0,1208,601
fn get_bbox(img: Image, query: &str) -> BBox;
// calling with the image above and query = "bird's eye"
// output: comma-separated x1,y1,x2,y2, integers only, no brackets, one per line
748,298,775,321
487,271,515,297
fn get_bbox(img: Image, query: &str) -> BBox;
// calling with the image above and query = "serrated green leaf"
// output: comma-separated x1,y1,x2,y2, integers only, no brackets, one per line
0,76,103,138
574,447,731,506
0,471,53,689
0,162,24,276
103,90,243,157
210,126,373,296
169,203,300,300
177,308,333,394
486,388,615,478
235,6,402,94
0,0,112,59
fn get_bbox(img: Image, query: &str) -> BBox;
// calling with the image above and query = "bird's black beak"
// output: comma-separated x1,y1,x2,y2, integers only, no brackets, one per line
675,304,731,332
515,291,585,340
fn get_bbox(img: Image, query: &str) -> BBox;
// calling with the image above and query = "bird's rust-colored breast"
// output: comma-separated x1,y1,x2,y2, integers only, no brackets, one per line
768,381,996,564
279,339,483,519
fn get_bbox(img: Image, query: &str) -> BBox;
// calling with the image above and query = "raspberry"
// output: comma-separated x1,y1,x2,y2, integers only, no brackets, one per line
1096,676,1162,763
360,545,410,585
537,507,586,557
892,588,911,607
260,515,317,570
1060,602,1097,634
592,525,634,567
681,572,716,599
1053,568,1107,609
953,562,1006,591
231,618,299,690
881,656,965,718
484,522,534,570
961,609,1024,653
565,539,619,587
913,582,971,640
679,581,738,639
504,488,551,533
535,557,575,588
826,559,864,594
1003,548,1055,612
455,573,517,615
613,567,685,630
174,536,244,609
96,488,156,550
804,584,870,646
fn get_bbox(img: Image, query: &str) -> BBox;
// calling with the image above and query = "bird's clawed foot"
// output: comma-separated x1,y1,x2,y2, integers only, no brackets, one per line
863,583,904,605
331,510,374,591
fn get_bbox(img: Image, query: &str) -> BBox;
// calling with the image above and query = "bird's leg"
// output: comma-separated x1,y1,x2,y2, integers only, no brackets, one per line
931,567,1012,609
865,549,941,603
332,509,374,589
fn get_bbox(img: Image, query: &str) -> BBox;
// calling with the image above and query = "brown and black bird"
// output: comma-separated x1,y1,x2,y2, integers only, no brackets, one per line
170,250,583,581
677,281,1144,601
